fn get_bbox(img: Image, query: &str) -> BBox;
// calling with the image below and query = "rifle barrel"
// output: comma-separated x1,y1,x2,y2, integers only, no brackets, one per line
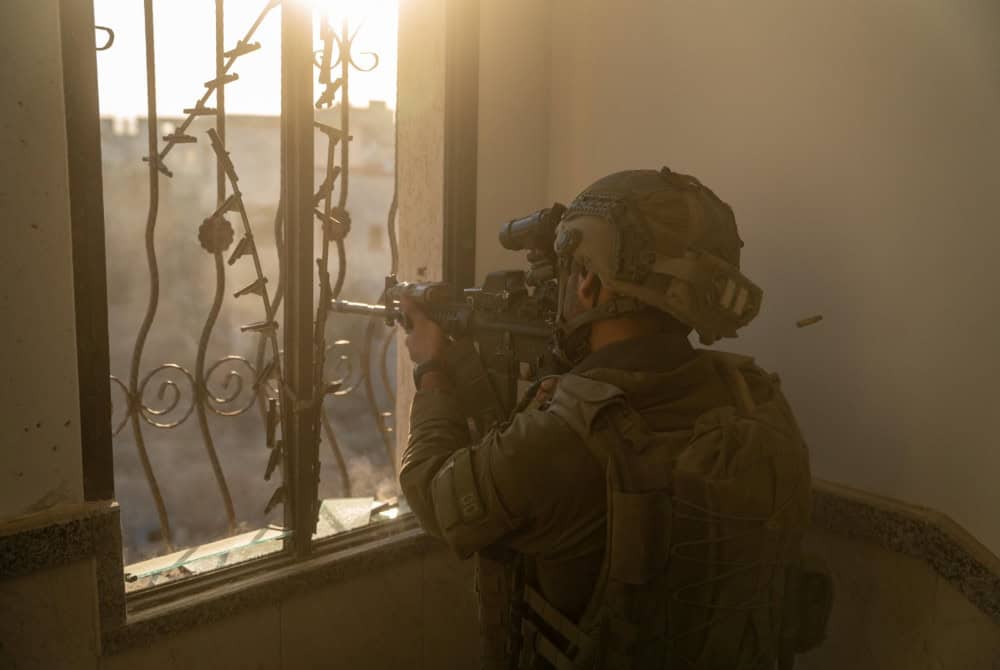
330,299,387,318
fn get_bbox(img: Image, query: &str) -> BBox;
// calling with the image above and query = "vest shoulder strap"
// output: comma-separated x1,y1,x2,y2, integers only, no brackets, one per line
545,373,627,467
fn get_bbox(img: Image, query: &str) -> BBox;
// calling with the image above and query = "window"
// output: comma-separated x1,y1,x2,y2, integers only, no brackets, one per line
92,0,405,592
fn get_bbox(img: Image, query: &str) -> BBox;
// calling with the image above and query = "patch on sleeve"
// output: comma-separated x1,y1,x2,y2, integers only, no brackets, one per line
430,448,486,533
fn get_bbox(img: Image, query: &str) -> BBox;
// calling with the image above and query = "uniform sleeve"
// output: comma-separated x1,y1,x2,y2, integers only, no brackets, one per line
399,388,471,540
401,387,602,559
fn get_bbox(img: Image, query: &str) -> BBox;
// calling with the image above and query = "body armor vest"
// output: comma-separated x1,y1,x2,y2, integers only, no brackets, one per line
501,351,830,670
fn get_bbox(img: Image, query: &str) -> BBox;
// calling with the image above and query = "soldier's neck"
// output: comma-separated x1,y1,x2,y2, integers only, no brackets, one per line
589,317,658,353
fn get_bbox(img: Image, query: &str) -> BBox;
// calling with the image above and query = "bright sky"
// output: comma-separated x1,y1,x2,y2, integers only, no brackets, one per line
94,0,398,118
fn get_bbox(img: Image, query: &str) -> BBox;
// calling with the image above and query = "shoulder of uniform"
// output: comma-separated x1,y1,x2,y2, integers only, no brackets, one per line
545,373,627,439
700,348,780,383
699,348,756,369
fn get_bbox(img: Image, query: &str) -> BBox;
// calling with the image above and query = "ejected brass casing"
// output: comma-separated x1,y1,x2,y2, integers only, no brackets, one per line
796,315,824,328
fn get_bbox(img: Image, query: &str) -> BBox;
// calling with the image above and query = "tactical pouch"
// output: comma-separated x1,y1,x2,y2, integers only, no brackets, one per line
778,554,834,669
538,362,819,669
608,489,672,585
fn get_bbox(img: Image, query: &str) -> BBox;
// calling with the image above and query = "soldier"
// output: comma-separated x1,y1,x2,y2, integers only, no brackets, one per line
399,168,821,669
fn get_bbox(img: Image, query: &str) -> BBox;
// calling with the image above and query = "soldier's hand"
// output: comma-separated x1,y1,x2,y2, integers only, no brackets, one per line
400,296,448,365
534,377,559,405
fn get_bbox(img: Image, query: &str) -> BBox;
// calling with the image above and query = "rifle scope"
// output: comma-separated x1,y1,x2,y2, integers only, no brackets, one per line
498,203,567,253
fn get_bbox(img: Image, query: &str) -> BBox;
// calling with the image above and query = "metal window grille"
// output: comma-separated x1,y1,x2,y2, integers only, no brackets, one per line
101,0,400,581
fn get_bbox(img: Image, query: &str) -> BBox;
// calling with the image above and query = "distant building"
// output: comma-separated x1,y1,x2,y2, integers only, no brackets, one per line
100,103,398,560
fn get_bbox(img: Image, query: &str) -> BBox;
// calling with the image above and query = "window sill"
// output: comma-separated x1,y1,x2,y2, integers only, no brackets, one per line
102,513,434,656
122,496,411,592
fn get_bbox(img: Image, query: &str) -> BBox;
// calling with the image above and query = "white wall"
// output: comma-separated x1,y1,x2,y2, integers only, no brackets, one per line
476,0,1000,554
0,0,85,522
394,0,448,459
475,0,553,282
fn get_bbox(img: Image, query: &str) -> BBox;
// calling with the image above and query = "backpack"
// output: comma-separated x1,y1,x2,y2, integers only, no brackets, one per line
513,351,832,669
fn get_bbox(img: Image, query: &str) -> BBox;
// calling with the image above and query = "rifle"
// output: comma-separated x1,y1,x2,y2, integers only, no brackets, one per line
332,203,567,433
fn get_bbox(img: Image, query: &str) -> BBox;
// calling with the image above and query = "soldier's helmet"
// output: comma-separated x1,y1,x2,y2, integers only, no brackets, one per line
554,167,762,346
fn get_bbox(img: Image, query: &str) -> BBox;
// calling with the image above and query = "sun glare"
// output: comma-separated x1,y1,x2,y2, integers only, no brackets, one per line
309,0,397,27
94,0,398,118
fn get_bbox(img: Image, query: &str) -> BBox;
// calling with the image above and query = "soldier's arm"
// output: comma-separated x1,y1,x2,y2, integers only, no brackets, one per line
398,297,599,557
399,382,471,539
401,386,600,559
396,294,474,539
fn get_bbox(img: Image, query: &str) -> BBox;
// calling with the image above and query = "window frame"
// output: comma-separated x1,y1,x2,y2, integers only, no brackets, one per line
66,0,480,628
60,0,123,633
442,0,480,289
278,0,320,559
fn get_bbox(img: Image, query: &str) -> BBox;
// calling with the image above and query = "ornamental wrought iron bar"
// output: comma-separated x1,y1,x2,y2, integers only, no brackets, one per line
311,12,397,496
123,0,172,549
294,8,400,511
112,0,286,551
108,0,399,559
187,0,238,536
303,9,400,514
312,15,351,497
156,0,279,169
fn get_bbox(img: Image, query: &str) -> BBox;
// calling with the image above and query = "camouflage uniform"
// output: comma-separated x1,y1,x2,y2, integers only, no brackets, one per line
400,169,822,669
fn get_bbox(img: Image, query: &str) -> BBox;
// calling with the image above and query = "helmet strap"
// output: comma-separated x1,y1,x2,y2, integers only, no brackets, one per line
559,296,649,336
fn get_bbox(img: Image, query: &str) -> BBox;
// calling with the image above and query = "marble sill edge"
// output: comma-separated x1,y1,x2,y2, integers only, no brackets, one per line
811,478,1000,626
0,499,116,538
0,499,124,633
2,482,998,654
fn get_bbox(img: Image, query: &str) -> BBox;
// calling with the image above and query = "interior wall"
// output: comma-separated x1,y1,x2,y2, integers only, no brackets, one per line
0,559,101,669
0,539,479,670
473,0,1000,553
474,0,553,283
98,545,479,670
797,528,1000,669
0,0,85,521
394,0,447,458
